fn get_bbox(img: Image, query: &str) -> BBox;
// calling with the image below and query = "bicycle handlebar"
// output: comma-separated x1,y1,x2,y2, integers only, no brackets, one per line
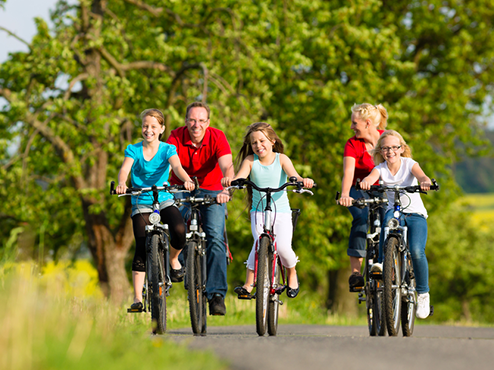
174,195,218,207
355,178,439,194
228,176,316,195
335,191,389,208
110,181,187,196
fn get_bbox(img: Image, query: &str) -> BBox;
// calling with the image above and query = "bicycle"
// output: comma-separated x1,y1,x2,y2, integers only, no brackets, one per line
227,177,314,336
174,193,218,336
337,185,389,336
110,181,187,334
364,180,439,337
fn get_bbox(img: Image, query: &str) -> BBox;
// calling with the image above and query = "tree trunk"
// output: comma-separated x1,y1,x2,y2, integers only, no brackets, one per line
327,265,358,317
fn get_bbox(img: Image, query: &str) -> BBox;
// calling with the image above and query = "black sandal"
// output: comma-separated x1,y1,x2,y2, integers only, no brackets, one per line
170,266,185,282
234,286,253,300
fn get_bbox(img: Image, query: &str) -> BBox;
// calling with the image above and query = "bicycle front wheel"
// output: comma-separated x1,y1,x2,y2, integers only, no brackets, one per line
186,241,207,336
384,235,402,336
267,257,281,336
256,236,270,336
401,252,416,337
149,233,167,334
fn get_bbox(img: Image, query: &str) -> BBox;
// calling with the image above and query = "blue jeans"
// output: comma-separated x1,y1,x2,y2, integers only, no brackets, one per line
346,187,385,258
175,189,228,300
380,210,429,294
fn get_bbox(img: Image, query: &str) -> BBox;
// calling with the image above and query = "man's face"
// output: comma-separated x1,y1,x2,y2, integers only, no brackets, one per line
186,107,210,144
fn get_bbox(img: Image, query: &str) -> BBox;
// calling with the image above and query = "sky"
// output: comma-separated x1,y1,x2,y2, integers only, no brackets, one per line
0,0,61,62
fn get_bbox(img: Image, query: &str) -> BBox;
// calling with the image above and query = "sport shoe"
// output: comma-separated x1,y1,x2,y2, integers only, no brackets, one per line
370,263,383,273
416,292,430,319
209,294,226,316
348,272,364,290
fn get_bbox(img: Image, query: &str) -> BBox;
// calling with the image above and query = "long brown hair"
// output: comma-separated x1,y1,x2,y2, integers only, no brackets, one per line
235,122,285,210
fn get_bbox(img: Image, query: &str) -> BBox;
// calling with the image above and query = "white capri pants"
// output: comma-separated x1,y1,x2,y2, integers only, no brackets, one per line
246,211,299,270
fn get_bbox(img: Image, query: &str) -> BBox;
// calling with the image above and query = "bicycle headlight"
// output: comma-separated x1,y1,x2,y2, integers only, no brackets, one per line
149,211,161,225
387,218,400,229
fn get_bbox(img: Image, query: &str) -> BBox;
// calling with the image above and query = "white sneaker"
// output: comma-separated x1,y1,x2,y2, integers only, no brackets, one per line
370,263,383,273
416,292,430,319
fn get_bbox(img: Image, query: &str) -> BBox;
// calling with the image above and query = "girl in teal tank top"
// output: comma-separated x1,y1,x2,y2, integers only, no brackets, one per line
222,122,315,299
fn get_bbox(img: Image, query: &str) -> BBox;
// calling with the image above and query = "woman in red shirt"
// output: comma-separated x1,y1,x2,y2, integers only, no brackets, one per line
338,103,388,290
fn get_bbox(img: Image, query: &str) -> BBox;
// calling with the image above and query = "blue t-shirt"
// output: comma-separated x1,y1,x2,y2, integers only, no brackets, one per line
250,153,291,213
125,141,177,205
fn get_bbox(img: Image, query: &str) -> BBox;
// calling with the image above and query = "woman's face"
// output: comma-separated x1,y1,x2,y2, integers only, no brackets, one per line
350,113,369,138
250,130,275,159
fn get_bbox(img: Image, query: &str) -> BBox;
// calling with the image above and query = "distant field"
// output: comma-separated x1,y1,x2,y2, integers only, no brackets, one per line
460,193,494,225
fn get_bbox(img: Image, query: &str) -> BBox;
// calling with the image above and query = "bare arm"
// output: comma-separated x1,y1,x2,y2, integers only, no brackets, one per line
220,155,253,187
217,153,235,203
338,156,356,207
279,154,314,189
411,162,431,191
169,155,195,191
116,157,134,194
360,168,380,190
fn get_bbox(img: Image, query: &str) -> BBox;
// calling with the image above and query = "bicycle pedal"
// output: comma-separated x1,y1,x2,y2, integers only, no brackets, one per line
237,295,253,300
274,286,286,295
430,305,434,316
127,308,144,313
370,272,382,279
350,286,364,293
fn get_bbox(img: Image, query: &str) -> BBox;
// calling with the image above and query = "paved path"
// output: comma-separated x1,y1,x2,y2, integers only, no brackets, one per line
168,324,494,370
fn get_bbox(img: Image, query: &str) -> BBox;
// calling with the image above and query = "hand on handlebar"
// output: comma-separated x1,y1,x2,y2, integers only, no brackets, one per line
221,177,233,188
116,183,128,194
302,178,315,189
338,194,354,207
184,179,195,192
419,178,432,192
216,189,231,204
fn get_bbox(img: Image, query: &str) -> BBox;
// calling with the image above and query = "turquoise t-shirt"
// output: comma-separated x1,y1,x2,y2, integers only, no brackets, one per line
250,153,291,213
124,141,177,205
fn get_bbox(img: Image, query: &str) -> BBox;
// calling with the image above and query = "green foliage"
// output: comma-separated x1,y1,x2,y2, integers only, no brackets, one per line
1,0,494,314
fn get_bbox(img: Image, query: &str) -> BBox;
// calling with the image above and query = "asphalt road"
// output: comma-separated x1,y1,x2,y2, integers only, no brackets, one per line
167,324,494,370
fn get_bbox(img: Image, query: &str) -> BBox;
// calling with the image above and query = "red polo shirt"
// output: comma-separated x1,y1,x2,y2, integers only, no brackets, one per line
166,126,232,190
343,130,384,185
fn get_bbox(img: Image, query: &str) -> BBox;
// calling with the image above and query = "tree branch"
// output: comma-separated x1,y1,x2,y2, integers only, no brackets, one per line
0,26,31,49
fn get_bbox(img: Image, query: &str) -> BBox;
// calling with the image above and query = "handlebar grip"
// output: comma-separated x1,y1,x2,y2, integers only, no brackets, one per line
355,178,361,190
110,181,116,195
231,178,245,187
192,176,200,190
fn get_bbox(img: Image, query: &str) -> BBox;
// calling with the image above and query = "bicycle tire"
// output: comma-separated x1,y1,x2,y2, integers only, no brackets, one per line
267,256,281,336
149,233,167,334
256,236,270,336
364,251,376,336
374,281,386,336
401,252,416,337
187,241,207,335
384,235,402,336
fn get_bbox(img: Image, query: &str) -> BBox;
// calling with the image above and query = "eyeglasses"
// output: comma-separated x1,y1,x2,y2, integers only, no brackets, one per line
187,119,208,125
380,145,402,152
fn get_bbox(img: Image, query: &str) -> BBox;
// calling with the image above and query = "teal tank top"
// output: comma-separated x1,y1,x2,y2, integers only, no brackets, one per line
250,153,291,213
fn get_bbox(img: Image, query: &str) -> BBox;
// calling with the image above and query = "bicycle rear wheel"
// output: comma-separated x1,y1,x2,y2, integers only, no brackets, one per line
149,233,167,334
401,252,416,337
384,235,402,336
267,256,281,336
256,236,270,336
187,241,207,336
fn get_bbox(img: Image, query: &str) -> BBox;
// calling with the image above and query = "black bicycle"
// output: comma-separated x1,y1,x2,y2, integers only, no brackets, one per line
365,180,439,336
337,186,388,336
110,181,186,334
227,177,314,336
174,193,218,336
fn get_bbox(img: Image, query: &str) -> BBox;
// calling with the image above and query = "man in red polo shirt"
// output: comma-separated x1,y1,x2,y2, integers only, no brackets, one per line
167,102,234,315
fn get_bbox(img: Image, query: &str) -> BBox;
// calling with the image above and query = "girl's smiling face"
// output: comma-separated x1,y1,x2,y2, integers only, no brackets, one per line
250,130,275,159
142,115,164,143
380,135,404,164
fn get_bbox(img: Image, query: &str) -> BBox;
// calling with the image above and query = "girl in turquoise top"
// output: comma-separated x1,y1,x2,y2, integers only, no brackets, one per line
116,108,195,310
222,122,314,298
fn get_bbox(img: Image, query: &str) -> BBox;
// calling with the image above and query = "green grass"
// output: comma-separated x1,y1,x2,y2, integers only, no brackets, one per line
1,262,228,370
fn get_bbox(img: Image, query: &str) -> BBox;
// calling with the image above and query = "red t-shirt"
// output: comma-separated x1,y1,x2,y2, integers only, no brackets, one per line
343,130,384,186
166,126,232,190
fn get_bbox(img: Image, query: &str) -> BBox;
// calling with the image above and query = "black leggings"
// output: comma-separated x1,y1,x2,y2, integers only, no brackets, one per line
131,206,186,272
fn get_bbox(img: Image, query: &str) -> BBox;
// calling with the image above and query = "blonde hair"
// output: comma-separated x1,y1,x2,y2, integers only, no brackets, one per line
140,108,165,139
372,130,412,164
351,103,388,130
